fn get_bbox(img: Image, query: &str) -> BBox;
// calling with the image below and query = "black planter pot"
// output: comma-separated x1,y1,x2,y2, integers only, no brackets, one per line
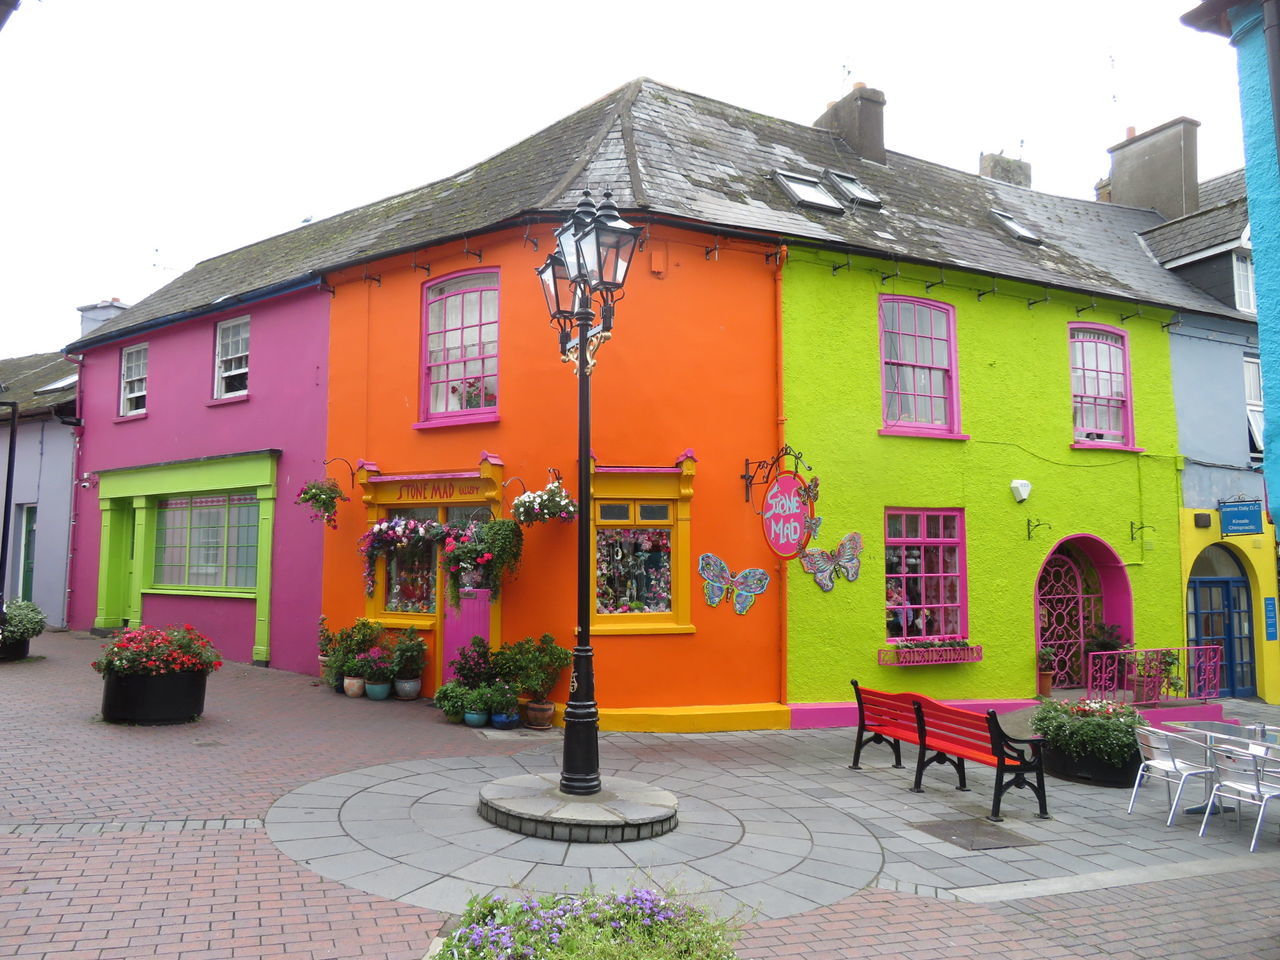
1042,743,1141,788
101,671,208,725
0,637,30,661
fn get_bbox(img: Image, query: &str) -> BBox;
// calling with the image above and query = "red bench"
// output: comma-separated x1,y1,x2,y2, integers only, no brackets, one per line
851,680,1050,821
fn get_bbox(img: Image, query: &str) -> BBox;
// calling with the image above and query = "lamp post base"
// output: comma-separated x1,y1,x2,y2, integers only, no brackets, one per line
479,773,678,843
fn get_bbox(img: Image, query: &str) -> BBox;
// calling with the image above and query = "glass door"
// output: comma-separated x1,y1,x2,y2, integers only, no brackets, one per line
18,505,36,602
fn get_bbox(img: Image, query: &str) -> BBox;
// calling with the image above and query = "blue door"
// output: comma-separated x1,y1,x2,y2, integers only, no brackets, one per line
1187,546,1256,698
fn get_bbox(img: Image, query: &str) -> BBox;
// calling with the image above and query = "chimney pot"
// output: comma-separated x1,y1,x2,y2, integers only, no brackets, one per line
1126,125,1136,140
814,84,886,165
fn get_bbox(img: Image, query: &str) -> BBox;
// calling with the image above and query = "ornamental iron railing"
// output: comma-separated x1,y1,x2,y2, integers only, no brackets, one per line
1085,645,1222,704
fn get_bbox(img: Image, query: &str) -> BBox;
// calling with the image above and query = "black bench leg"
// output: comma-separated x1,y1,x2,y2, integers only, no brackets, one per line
850,730,866,770
954,756,970,792
1032,764,1050,820
890,738,903,769
911,746,928,793
989,759,1006,822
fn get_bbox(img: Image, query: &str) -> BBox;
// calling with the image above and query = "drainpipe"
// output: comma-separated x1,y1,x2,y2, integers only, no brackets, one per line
1265,0,1280,176
0,399,18,631
62,353,85,629
773,246,789,708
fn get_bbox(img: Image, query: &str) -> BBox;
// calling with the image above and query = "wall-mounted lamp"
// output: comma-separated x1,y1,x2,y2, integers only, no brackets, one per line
1011,479,1032,503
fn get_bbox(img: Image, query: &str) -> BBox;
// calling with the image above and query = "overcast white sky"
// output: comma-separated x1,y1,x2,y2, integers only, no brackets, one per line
0,0,1247,358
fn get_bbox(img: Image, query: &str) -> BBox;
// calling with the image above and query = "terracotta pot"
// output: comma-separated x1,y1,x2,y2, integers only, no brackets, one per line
1036,671,1053,697
525,699,555,729
343,676,366,698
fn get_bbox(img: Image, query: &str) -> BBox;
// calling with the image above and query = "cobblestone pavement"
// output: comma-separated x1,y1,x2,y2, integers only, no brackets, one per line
4,632,1280,959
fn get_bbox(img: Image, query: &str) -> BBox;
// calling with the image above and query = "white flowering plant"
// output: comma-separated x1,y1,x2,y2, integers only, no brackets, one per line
511,481,578,526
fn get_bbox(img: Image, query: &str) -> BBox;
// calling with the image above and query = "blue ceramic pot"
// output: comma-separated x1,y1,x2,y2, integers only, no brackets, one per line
463,710,489,727
491,712,521,730
365,681,392,701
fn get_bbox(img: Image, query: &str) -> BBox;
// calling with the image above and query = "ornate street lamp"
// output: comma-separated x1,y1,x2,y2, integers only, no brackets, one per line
535,190,642,796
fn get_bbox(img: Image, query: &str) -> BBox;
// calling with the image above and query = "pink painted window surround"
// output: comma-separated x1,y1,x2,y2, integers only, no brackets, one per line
1069,324,1134,447
884,508,966,642
878,296,962,436
421,270,499,423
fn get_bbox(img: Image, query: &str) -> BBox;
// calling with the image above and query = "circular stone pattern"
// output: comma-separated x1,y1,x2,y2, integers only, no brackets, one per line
479,773,679,842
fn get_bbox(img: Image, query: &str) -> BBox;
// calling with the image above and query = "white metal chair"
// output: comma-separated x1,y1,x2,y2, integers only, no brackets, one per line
1127,726,1214,826
1198,742,1280,852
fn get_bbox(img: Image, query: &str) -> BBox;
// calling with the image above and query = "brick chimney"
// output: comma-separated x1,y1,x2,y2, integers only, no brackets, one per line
1104,118,1200,220
76,298,129,339
979,152,1031,188
814,83,886,165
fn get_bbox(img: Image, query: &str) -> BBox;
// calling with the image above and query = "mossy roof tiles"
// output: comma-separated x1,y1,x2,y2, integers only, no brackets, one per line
71,78,1246,351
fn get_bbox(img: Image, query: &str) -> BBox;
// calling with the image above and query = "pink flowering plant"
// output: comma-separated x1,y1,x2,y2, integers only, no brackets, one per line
1029,697,1145,768
353,646,395,683
511,480,578,526
91,625,223,677
294,478,348,529
440,887,741,959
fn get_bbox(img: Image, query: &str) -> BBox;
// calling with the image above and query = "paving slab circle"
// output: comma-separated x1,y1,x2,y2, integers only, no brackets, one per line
266,746,881,919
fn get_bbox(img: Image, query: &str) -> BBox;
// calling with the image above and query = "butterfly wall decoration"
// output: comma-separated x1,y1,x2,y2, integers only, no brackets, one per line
798,476,820,504
799,532,863,592
698,554,771,615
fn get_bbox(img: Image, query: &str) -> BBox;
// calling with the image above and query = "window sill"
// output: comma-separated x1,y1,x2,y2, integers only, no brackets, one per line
413,411,500,430
113,413,148,423
374,613,439,629
1071,442,1145,453
143,587,255,599
206,394,250,407
878,428,969,441
590,622,695,636
878,644,982,666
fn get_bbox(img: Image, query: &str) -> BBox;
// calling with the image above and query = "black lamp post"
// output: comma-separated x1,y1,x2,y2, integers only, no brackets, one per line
0,385,17,634
535,190,642,796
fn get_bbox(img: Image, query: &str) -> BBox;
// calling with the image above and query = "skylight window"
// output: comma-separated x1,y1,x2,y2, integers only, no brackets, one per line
774,171,844,212
991,209,1041,245
825,170,882,207
34,373,77,394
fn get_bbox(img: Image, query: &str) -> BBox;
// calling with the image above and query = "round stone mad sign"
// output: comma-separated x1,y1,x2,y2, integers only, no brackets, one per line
762,470,814,560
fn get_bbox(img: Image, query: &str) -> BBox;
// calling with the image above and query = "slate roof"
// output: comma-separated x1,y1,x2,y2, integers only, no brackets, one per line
70,78,1247,351
0,352,78,417
1140,168,1248,265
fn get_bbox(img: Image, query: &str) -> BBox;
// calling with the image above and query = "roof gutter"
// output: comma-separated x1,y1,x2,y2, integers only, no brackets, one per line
66,275,322,352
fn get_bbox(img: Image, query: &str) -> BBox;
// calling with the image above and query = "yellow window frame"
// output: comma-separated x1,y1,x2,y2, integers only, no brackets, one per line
590,458,694,636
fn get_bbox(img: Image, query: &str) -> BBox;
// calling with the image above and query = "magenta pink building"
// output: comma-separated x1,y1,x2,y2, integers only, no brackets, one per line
66,284,330,674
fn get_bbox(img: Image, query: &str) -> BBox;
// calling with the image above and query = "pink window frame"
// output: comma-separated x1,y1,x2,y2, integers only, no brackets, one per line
884,508,968,642
1068,323,1137,449
417,268,500,427
877,296,964,438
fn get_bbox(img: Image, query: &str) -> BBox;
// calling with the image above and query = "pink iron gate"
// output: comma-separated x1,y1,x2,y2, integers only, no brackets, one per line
1036,551,1103,687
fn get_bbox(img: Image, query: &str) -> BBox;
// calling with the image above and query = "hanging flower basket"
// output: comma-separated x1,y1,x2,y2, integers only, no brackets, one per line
358,517,523,607
878,643,983,666
295,478,348,529
512,481,578,526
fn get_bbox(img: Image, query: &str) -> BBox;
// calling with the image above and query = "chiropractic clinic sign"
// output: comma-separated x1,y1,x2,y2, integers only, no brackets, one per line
761,470,815,560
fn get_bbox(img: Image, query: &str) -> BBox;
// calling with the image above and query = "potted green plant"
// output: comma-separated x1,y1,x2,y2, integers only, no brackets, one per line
492,633,572,729
463,685,492,727
1036,646,1055,697
356,646,395,700
1029,697,1145,787
320,617,383,693
391,629,426,700
489,679,521,730
91,624,223,724
433,680,468,723
342,652,367,698
448,635,495,689
0,599,47,661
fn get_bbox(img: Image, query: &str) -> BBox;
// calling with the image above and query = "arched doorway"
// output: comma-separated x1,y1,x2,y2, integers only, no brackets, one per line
1035,536,1132,688
1187,544,1256,698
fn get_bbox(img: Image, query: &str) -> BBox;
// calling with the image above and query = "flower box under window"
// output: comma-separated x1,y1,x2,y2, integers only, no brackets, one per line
878,644,983,666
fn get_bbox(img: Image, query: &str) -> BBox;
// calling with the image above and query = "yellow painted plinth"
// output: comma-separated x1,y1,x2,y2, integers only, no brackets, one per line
552,702,791,733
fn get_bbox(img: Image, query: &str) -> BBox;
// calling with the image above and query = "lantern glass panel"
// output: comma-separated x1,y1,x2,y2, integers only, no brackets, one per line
556,223,585,282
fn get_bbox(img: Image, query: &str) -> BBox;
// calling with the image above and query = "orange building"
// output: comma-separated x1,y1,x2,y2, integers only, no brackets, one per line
320,222,788,729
